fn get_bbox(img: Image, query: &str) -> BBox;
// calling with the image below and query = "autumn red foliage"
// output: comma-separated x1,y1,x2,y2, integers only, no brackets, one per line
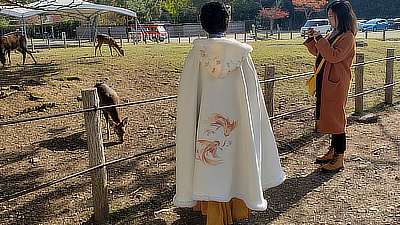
259,7,290,20
292,0,328,19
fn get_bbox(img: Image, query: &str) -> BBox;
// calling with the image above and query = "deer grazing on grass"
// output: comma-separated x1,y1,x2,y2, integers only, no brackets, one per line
94,34,124,57
0,32,37,66
95,83,128,142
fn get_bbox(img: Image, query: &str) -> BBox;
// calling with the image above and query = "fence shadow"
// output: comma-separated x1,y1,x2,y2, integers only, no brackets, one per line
0,167,47,197
1,181,90,225
170,169,335,225
277,131,325,155
254,169,335,223
36,131,87,152
92,165,177,225
0,148,36,167
0,62,60,87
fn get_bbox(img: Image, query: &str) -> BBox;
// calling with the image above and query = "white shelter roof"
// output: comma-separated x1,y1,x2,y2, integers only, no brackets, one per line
0,0,136,19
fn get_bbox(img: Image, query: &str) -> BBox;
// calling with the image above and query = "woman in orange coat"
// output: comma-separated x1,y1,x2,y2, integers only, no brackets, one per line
303,0,357,172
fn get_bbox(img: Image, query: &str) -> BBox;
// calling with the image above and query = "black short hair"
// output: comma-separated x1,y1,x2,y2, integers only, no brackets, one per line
327,0,357,35
200,2,229,34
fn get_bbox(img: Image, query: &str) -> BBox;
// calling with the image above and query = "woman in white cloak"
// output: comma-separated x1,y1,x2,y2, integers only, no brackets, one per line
174,2,286,224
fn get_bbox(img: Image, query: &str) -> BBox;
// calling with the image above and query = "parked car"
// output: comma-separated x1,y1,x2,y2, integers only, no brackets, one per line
361,19,388,32
394,18,400,30
387,19,395,29
357,19,367,30
128,24,168,42
300,19,332,37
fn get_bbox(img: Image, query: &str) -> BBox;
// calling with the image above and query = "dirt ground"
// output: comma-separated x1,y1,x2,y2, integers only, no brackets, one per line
0,47,399,225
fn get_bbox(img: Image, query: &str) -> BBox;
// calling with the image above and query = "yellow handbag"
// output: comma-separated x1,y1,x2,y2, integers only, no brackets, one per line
306,35,341,96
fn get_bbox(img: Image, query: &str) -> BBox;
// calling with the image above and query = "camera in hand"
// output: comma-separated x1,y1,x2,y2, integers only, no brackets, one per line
308,27,314,36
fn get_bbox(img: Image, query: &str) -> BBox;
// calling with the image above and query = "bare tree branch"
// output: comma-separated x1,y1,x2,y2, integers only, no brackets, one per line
0,0,83,11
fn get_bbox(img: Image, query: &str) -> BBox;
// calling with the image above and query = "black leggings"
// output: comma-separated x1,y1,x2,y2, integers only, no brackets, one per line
331,133,346,154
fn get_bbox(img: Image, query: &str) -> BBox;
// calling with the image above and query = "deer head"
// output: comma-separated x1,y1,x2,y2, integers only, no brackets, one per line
110,117,128,142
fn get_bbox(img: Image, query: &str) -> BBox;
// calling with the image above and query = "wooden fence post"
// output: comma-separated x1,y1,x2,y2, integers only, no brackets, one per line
234,33,237,40
178,33,181,43
47,38,51,50
30,38,35,52
290,31,293,39
189,34,191,43
355,52,365,115
385,48,395,104
244,33,247,42
167,33,170,43
264,66,275,117
78,37,81,48
365,30,368,39
382,30,386,41
63,36,67,49
81,88,109,225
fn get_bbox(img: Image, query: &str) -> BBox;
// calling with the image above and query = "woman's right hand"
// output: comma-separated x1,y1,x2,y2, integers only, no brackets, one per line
307,27,315,38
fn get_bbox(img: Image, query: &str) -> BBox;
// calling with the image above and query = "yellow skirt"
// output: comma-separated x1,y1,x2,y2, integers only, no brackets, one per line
193,198,251,225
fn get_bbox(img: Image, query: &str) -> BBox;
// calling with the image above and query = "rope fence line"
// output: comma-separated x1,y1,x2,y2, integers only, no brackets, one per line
0,95,178,127
269,81,400,120
349,81,400,99
0,52,398,213
2,80,398,203
1,55,398,127
1,79,398,127
0,144,176,203
1,78,398,203
260,56,400,84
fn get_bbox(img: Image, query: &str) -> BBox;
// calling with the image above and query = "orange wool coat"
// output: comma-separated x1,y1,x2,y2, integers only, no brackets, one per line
304,32,356,134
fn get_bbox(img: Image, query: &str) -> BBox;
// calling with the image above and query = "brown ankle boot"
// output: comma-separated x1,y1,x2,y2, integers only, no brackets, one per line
321,153,344,172
316,146,334,163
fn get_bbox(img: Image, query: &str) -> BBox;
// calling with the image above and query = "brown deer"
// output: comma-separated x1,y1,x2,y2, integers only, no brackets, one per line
95,83,128,142
0,32,37,66
94,34,124,57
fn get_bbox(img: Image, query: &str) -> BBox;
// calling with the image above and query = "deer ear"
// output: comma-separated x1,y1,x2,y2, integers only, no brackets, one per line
121,118,128,126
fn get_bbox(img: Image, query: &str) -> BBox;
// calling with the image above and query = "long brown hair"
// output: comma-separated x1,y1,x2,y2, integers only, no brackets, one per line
327,0,357,35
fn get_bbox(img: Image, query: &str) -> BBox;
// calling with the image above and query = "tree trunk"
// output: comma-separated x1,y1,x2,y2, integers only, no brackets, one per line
270,18,274,32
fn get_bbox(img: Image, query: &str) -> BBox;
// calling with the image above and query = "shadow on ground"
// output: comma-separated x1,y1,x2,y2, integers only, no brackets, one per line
37,131,87,152
0,62,60,87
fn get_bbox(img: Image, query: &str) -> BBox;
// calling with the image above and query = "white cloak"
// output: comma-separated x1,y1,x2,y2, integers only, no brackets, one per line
173,37,285,211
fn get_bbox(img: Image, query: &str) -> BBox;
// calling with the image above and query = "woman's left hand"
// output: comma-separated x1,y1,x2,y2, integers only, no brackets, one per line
312,30,321,38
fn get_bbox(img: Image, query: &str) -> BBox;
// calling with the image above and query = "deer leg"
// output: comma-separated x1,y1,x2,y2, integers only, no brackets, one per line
109,45,113,56
103,111,110,140
114,47,121,56
26,50,36,64
7,50,11,65
97,43,103,56
94,45,98,56
18,48,27,65
22,52,26,65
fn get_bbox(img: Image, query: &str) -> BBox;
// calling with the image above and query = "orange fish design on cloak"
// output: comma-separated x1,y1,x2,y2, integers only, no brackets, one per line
204,113,237,137
197,140,228,166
